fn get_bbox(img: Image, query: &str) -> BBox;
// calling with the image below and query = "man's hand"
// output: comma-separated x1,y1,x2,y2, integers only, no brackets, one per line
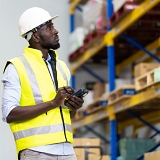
64,96,84,110
52,86,74,107
64,95,84,118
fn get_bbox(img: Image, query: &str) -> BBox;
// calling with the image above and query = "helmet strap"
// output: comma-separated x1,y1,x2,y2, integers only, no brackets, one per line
26,32,33,41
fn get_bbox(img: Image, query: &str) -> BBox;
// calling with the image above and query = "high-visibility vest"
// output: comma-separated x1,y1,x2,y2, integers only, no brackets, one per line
4,47,73,155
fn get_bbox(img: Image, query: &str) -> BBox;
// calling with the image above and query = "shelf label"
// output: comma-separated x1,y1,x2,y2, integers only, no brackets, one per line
154,87,160,95
97,112,106,119
114,104,124,112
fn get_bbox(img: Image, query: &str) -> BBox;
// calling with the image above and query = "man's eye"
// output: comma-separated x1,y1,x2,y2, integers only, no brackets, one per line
48,25,54,29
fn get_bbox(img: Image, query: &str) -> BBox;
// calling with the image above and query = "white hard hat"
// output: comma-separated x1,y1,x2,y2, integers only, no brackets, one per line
18,7,58,37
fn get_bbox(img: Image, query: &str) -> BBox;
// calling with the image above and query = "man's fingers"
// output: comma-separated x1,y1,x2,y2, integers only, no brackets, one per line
72,96,84,103
66,98,82,109
64,100,76,110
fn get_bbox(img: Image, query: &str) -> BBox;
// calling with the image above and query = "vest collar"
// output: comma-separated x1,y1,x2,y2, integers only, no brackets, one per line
24,46,59,60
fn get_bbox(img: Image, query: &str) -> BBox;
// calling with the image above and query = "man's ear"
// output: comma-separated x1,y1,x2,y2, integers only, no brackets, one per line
31,33,40,43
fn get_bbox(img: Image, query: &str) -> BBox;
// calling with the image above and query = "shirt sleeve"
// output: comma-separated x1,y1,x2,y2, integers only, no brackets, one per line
1,63,21,122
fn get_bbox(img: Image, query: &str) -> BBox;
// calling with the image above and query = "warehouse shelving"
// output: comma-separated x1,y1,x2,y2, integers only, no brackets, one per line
116,37,160,75
73,82,160,129
105,0,160,40
70,0,160,74
69,0,160,159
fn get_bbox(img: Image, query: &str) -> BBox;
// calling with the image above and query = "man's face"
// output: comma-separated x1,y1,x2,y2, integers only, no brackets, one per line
37,21,60,50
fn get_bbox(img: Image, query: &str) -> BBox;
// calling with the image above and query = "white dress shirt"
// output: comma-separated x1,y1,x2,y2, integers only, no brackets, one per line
1,54,74,155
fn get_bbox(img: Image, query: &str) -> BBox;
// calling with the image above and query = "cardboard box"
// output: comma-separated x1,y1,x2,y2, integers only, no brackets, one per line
74,138,101,158
76,154,110,160
74,148,100,156
76,156,84,160
89,155,110,160
144,150,160,160
73,138,81,146
81,138,100,146
93,82,105,99
73,138,100,146
134,63,160,78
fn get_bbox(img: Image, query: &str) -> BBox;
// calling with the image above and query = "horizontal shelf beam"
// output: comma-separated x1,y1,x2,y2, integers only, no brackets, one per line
118,110,160,131
72,108,108,130
71,37,106,73
108,83,160,114
116,38,160,74
105,0,160,41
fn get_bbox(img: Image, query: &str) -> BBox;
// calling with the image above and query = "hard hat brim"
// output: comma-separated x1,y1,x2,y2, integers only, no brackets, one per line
50,15,58,21
21,15,59,37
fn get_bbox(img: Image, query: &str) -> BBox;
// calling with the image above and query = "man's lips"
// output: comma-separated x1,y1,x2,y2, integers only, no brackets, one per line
55,35,59,41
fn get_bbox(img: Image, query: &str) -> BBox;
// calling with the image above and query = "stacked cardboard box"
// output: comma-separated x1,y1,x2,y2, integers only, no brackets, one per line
144,150,160,160
87,155,110,160
73,138,106,160
92,82,105,99
134,62,160,78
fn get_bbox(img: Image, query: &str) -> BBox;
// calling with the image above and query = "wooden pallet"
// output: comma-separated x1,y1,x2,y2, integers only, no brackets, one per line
86,97,108,114
108,85,136,105
135,67,160,91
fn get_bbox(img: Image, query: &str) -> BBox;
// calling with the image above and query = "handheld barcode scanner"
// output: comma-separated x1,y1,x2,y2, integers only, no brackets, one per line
66,88,89,100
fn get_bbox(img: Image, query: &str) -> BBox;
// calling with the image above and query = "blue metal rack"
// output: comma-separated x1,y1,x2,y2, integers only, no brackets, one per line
107,1,117,160
69,0,160,159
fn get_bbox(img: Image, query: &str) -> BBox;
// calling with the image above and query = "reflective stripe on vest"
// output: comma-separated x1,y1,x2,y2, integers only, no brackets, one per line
57,62,69,85
19,56,43,104
13,123,72,140
19,56,69,104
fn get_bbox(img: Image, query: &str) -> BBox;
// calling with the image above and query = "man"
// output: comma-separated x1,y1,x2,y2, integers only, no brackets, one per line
1,7,84,160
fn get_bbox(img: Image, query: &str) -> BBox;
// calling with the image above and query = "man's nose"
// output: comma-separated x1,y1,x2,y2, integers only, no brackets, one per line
54,28,58,34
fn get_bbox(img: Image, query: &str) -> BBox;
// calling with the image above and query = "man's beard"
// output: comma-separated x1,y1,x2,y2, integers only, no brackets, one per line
39,34,60,50
50,43,60,50
42,42,60,50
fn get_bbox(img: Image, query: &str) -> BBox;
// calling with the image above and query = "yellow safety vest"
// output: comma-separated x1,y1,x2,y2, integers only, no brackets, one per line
4,47,73,155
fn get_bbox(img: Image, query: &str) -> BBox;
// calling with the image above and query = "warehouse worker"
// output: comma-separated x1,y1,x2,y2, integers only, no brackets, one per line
1,7,84,160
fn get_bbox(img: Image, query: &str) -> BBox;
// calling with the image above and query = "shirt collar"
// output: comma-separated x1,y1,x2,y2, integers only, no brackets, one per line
24,46,58,60
44,54,51,62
